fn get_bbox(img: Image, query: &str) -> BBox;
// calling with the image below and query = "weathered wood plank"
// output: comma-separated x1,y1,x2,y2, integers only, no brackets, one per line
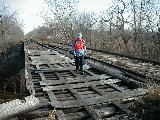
50,89,148,108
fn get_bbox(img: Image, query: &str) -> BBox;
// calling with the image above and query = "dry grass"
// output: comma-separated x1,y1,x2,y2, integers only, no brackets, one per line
0,40,23,60
127,83,160,120
46,109,57,120
145,83,160,107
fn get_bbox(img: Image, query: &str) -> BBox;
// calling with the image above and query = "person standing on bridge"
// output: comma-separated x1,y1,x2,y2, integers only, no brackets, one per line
72,33,86,74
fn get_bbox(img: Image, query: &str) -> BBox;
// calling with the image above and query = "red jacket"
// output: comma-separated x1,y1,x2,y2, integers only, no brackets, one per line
74,38,85,52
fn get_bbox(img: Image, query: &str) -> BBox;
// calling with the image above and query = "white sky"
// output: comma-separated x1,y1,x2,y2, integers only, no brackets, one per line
6,0,111,34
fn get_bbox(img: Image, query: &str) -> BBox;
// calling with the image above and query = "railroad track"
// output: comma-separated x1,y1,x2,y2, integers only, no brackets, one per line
22,39,150,120
41,42,160,82
6,39,150,120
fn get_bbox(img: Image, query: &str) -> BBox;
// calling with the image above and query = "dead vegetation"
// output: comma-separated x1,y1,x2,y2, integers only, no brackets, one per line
0,70,27,104
0,1,25,102
27,0,160,61
46,109,58,120
126,83,160,120
145,83,160,107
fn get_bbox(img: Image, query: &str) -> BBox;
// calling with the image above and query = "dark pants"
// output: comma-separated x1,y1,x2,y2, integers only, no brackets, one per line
75,55,84,71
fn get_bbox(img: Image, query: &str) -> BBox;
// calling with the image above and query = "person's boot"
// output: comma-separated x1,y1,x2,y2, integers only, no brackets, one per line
80,68,84,74
76,69,78,73
76,66,79,73
81,71,84,74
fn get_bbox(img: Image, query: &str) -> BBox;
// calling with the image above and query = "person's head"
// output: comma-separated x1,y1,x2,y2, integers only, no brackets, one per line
76,33,82,38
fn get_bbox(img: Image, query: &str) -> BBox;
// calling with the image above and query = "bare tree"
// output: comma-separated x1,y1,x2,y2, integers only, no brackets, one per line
73,12,98,46
33,0,160,60
42,0,79,43
0,0,24,57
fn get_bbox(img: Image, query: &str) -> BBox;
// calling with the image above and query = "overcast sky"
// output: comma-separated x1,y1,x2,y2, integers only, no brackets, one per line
6,0,111,34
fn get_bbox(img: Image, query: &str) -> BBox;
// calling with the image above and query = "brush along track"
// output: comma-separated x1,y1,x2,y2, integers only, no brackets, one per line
8,39,150,120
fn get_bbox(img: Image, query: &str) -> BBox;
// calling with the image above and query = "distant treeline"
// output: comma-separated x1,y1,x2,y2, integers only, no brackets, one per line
0,1,24,59
27,0,160,61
